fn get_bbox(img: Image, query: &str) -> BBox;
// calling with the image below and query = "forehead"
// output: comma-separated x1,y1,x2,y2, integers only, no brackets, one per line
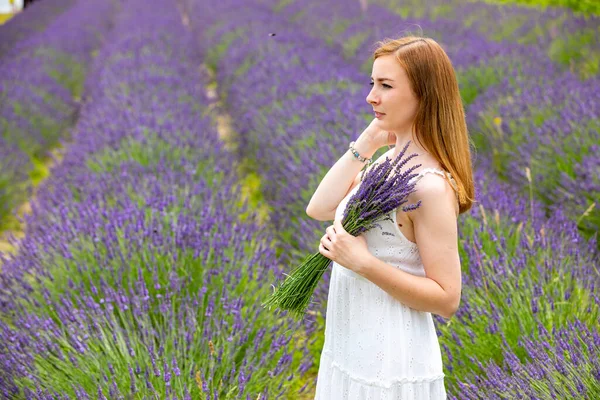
371,54,405,79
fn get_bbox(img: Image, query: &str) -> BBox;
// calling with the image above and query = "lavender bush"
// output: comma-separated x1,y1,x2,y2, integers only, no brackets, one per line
0,139,31,228
368,0,600,79
0,0,313,397
468,70,600,239
0,0,115,230
452,319,600,399
0,0,75,60
435,161,599,389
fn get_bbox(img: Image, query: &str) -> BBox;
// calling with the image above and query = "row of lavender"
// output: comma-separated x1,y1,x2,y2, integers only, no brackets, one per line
370,0,600,79
0,0,75,60
0,0,114,230
185,0,600,397
283,0,600,243
0,0,313,398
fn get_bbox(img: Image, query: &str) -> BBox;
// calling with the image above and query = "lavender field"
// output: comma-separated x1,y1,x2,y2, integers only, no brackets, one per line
0,0,599,398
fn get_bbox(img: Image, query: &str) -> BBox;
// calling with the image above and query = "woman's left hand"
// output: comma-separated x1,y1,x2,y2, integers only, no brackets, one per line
318,219,372,273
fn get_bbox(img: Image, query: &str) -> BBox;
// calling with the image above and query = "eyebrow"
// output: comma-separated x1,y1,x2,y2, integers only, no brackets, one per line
370,77,395,82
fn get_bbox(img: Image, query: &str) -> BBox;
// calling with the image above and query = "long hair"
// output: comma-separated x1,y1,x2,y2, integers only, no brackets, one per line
373,36,475,214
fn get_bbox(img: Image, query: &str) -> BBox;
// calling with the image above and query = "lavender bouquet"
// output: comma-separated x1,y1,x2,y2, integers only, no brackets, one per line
262,141,422,318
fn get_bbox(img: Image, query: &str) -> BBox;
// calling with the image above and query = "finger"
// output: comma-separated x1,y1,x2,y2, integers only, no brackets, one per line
326,225,336,237
319,243,331,258
334,219,344,232
325,228,335,242
320,235,331,250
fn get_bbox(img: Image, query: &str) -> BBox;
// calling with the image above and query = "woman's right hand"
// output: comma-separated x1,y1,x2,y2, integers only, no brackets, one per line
353,118,396,156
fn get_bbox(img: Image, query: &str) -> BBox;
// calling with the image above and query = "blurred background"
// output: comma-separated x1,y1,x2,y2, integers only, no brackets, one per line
0,0,598,399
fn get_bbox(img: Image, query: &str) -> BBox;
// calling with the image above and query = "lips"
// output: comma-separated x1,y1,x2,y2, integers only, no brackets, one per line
374,111,385,117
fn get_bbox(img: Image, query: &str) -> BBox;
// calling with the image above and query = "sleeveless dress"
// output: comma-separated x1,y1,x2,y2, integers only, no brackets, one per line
314,167,456,400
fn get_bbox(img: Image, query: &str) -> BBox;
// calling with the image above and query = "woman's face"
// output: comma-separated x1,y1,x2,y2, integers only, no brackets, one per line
366,54,419,134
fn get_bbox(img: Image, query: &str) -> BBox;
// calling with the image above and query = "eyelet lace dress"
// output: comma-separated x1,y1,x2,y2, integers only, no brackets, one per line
314,167,456,400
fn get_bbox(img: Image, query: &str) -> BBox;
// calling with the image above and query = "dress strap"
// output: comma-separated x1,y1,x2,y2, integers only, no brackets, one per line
411,167,451,181
411,168,459,199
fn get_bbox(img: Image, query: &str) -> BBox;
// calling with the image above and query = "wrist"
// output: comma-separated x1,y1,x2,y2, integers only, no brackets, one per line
349,141,373,165
353,137,378,158
356,253,376,277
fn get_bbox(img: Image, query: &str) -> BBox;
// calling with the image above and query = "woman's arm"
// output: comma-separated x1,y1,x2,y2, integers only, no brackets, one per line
306,139,376,221
306,119,393,221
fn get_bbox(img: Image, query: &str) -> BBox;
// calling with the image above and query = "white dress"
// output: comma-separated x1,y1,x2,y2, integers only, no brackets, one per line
314,167,454,400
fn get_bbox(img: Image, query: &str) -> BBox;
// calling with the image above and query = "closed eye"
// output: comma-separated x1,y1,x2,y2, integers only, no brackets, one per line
369,82,392,89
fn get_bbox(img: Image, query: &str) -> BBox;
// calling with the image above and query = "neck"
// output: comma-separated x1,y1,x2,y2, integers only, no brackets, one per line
391,129,428,159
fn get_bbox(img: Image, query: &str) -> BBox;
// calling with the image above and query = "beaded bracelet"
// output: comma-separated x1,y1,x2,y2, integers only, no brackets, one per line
349,141,372,165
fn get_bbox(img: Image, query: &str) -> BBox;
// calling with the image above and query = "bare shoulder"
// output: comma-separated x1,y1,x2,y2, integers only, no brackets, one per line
406,172,459,220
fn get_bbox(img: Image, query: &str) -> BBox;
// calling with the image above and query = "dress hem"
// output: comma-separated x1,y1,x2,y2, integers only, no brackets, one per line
322,350,445,389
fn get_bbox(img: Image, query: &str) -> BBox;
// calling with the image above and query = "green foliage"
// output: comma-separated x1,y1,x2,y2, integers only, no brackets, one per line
547,27,600,79
29,152,52,186
482,0,600,15
371,0,600,80
0,113,67,231
2,94,72,159
235,166,273,225
373,0,451,20
206,28,247,72
8,134,308,397
457,322,600,398
472,94,600,241
0,175,27,230
457,62,505,106
233,55,256,80
440,204,600,390
342,31,370,59
273,0,295,13
37,47,87,99
14,229,299,397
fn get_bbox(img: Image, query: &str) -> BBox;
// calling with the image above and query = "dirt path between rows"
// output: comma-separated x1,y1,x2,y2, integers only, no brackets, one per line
174,4,319,398
0,145,67,268
200,61,319,400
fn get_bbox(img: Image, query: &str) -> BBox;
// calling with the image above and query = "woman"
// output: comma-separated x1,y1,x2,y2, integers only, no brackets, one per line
306,36,475,399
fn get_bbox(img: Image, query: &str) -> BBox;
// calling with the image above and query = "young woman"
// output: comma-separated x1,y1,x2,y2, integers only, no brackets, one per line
306,36,475,399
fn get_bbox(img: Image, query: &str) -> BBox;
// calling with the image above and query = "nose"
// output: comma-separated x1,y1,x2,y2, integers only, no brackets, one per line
366,88,379,106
